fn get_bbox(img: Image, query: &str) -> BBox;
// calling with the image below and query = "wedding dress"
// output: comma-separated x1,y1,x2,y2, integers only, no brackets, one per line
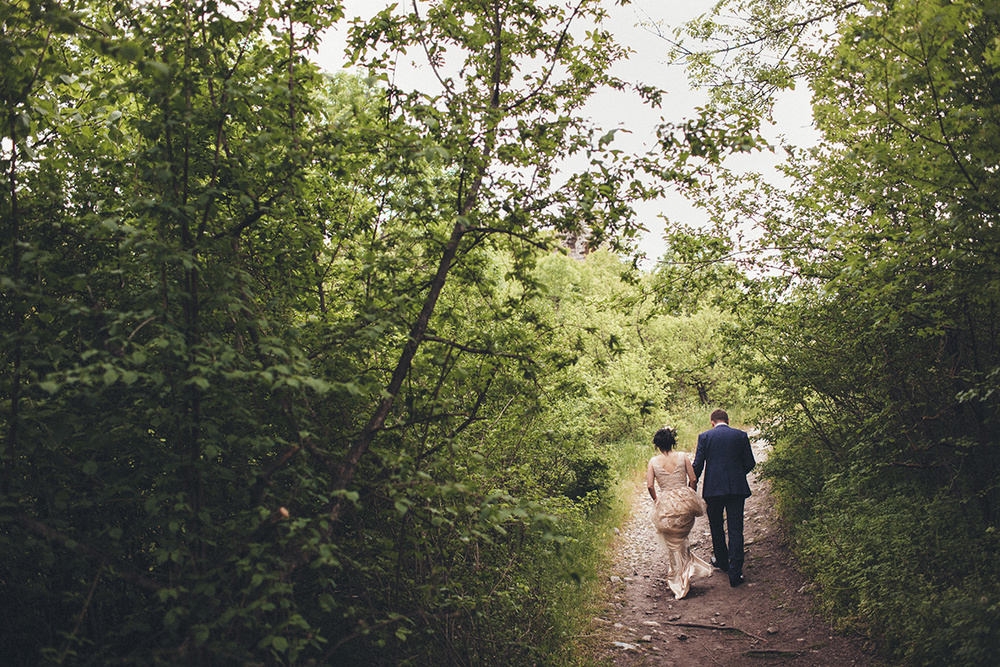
649,455,712,599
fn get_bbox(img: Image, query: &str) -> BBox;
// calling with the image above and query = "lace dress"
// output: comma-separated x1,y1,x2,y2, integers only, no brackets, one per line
649,455,712,599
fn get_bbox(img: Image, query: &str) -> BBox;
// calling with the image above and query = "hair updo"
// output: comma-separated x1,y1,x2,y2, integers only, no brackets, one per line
653,426,677,452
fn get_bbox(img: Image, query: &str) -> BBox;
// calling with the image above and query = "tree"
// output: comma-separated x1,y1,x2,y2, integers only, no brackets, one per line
0,0,666,663
665,0,1000,663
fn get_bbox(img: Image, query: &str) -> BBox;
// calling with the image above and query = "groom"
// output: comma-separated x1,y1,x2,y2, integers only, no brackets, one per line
692,408,756,587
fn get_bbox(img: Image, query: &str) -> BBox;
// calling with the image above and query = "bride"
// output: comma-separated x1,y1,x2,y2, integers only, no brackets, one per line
646,426,712,599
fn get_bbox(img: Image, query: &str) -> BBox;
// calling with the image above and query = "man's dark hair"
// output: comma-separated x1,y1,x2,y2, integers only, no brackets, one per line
710,408,729,424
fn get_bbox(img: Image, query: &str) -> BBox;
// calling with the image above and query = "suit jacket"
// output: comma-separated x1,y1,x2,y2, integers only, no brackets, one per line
692,424,755,498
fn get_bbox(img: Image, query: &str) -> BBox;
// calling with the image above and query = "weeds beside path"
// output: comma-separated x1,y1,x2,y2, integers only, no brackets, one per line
589,438,879,666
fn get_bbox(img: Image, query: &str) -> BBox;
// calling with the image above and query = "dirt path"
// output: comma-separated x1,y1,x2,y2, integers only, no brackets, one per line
592,438,878,666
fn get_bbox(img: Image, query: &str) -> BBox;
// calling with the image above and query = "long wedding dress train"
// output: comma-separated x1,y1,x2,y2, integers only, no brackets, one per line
649,456,712,599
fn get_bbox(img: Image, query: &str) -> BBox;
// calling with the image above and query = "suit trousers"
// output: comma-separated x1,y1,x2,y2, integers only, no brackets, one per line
705,494,746,575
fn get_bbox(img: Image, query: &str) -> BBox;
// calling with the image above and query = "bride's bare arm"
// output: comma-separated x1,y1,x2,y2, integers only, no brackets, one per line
646,459,657,501
685,455,697,490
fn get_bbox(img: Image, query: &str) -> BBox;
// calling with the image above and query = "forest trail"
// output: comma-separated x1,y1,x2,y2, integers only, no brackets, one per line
591,438,878,666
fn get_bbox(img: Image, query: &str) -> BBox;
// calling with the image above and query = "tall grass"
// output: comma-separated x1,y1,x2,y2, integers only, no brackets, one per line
540,429,647,665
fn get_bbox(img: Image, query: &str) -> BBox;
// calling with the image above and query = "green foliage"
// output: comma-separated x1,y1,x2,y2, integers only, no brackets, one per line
769,472,1000,666
1,0,719,664
670,0,1000,663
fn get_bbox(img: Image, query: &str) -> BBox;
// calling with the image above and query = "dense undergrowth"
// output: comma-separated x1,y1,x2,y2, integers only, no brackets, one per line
763,442,1000,666
744,282,1000,666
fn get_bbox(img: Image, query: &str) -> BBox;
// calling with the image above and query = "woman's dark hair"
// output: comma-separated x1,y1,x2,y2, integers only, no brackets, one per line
653,427,677,452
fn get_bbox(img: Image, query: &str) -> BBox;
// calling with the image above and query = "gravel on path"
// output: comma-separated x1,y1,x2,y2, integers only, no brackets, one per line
590,438,879,666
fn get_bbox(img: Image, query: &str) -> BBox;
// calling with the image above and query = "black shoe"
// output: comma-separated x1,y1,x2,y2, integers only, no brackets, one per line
710,557,729,573
729,573,745,587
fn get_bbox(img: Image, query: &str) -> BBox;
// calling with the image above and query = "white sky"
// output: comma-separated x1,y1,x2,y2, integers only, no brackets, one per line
308,0,817,266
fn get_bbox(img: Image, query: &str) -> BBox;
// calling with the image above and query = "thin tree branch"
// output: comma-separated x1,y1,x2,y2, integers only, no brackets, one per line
423,334,534,361
665,621,766,642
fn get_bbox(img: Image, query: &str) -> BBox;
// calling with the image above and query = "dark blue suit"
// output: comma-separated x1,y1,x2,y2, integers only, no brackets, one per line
692,423,755,583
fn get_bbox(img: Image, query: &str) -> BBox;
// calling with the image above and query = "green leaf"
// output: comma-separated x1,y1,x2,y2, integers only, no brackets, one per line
39,381,60,394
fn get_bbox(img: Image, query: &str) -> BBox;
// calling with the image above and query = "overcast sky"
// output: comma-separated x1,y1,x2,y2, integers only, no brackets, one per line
308,0,816,266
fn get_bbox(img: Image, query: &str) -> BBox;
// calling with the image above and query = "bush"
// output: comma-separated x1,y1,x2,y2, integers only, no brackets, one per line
766,442,1000,666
